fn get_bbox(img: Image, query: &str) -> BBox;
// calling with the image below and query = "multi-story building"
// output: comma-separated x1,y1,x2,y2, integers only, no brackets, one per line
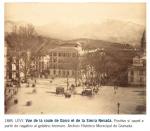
128,30,146,86
4,41,8,80
128,55,146,86
30,55,50,78
48,42,83,78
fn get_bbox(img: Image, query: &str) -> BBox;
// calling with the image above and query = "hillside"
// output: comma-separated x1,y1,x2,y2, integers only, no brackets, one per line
5,19,145,47
5,20,143,56
36,19,145,46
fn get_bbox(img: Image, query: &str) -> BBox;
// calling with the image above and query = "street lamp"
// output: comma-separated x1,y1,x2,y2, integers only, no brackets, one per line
117,102,120,114
67,74,69,90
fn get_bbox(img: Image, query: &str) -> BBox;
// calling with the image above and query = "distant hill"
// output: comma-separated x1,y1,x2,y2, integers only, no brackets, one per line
5,19,145,46
5,20,143,55
36,19,145,46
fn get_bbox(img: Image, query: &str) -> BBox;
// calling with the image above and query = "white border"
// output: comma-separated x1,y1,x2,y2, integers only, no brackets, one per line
0,0,149,131
0,0,4,115
2,0,147,2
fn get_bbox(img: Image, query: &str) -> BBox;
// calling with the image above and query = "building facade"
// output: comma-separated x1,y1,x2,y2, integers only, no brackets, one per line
48,43,83,78
128,55,146,86
4,41,8,80
128,30,146,87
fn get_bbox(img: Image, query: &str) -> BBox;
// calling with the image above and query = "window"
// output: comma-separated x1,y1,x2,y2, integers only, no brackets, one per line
63,71,65,76
53,65,56,69
130,76,134,82
53,52,57,56
59,70,61,75
49,58,52,62
139,70,143,75
53,58,57,62
66,53,70,57
66,53,68,57
140,77,143,82
53,70,56,75
72,71,74,76
50,52,52,56
72,53,76,57
67,71,69,75
131,71,134,75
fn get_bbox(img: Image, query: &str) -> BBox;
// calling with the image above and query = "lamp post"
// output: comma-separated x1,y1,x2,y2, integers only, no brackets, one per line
117,102,120,114
67,73,69,90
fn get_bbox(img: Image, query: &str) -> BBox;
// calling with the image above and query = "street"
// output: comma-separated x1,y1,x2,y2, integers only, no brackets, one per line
6,78,146,114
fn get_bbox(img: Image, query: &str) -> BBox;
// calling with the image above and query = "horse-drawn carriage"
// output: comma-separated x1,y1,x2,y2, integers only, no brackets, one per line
81,86,99,96
81,87,93,96
56,86,72,98
56,87,65,95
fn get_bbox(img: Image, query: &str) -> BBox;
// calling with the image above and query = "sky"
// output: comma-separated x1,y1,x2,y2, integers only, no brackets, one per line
5,3,146,26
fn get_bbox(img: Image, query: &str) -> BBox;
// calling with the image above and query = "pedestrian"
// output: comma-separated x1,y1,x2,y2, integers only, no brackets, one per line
27,81,30,87
114,90,116,94
114,85,116,94
116,84,119,90
114,81,119,94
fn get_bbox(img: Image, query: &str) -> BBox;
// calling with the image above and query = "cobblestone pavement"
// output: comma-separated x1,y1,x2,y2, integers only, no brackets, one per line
6,78,146,114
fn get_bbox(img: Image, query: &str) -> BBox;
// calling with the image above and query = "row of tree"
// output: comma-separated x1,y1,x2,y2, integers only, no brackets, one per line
5,24,45,82
81,48,137,86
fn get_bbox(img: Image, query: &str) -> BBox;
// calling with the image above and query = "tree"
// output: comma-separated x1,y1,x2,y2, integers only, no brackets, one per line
81,48,135,86
141,30,146,52
5,24,38,82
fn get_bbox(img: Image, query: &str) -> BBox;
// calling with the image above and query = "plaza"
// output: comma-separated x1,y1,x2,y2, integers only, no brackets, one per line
6,78,146,114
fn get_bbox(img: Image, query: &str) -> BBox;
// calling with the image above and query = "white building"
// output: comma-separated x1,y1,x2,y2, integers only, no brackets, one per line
48,42,83,77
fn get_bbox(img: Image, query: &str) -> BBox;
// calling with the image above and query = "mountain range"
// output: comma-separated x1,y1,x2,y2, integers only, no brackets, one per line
5,19,145,47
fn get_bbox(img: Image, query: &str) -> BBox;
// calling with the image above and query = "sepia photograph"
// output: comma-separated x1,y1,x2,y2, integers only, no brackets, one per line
4,3,146,114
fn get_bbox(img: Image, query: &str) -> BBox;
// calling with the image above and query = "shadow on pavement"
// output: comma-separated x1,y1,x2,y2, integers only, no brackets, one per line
132,90,146,96
45,91,56,94
135,105,146,114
